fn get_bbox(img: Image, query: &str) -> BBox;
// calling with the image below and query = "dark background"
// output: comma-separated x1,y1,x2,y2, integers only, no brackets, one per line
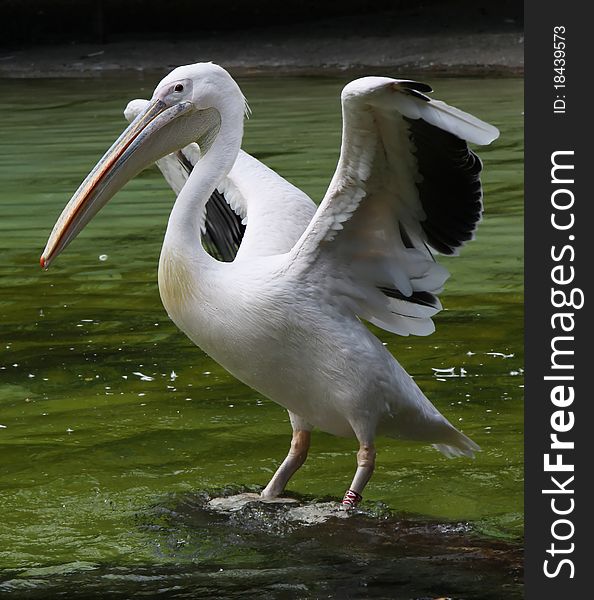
2,0,523,46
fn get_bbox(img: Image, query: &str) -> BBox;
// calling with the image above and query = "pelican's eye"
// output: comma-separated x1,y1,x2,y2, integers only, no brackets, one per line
174,83,184,93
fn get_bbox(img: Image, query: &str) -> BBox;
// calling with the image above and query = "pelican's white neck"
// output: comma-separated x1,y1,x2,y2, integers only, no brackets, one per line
163,96,245,259
158,95,244,327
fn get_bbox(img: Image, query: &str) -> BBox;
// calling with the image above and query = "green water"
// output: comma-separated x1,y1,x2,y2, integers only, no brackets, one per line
0,74,523,598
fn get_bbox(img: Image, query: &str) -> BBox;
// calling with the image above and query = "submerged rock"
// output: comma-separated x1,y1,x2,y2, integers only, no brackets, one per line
207,493,349,526
208,492,299,512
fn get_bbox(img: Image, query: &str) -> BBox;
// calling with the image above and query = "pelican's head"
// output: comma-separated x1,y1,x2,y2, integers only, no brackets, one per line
40,62,243,269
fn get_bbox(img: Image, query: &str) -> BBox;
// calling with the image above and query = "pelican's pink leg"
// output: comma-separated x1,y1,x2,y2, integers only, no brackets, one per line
342,441,376,509
261,429,311,498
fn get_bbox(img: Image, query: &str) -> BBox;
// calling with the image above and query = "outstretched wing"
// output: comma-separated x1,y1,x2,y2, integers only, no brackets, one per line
288,77,499,336
124,99,317,261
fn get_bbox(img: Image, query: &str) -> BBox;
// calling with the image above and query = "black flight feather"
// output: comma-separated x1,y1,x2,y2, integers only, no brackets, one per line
404,116,484,255
378,286,440,310
202,189,246,262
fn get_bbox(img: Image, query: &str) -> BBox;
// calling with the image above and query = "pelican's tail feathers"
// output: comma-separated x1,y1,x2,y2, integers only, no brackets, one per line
432,428,481,459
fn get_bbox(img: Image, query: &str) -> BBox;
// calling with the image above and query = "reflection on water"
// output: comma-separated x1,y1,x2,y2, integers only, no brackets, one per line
0,74,523,597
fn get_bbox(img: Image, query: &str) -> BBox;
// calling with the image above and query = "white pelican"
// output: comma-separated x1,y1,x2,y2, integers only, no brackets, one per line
41,63,499,508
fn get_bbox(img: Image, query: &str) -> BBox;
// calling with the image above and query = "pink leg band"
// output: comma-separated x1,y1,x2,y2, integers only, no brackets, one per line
341,489,363,508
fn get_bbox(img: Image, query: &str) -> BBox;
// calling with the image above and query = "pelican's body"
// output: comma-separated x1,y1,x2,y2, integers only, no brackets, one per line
41,63,499,507
159,245,439,442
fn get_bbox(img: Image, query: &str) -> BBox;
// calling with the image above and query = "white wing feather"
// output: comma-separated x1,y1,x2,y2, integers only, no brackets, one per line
288,77,499,336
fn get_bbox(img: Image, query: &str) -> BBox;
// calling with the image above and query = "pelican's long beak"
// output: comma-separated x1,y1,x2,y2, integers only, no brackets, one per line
40,98,195,269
